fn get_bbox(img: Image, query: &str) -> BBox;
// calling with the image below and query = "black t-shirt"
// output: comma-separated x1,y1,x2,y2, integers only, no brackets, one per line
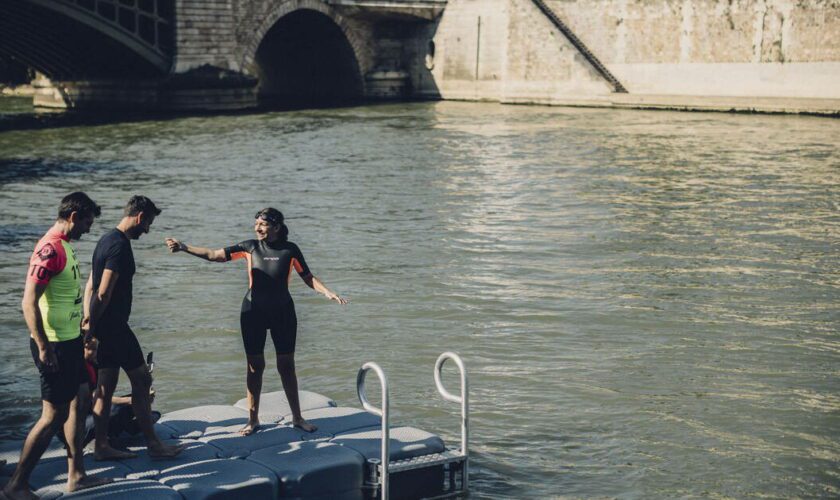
223,239,312,309
91,228,135,325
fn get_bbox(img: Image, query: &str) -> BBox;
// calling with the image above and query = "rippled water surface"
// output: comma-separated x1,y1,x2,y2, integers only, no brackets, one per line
0,100,838,498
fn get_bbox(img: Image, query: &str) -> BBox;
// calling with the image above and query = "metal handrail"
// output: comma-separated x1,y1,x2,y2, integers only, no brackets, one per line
357,362,390,500
434,352,469,489
27,0,172,72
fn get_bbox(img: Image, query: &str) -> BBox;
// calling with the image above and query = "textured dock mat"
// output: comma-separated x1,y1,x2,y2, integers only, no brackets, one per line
0,391,447,499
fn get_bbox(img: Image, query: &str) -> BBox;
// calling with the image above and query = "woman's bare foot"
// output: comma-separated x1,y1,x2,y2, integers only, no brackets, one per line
292,418,317,433
148,442,186,459
67,474,112,492
94,445,138,461
238,420,260,436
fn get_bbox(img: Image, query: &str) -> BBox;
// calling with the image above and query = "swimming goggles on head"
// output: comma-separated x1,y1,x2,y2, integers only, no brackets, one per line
255,212,283,225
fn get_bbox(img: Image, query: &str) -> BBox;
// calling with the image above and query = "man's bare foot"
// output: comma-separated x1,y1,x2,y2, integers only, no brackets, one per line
238,420,260,436
94,445,138,461
1,484,39,500
148,443,186,460
67,475,112,492
292,418,317,433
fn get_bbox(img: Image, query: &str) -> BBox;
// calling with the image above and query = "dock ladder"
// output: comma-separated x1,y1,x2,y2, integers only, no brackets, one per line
357,352,469,499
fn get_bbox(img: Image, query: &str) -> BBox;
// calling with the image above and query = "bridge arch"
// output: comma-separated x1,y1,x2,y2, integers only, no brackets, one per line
240,0,368,106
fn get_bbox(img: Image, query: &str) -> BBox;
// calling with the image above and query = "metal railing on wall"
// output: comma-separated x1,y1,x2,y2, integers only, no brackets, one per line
29,0,173,71
63,0,172,53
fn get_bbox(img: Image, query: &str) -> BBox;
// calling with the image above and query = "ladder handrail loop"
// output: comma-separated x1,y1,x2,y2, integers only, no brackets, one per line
434,351,469,489
357,362,390,500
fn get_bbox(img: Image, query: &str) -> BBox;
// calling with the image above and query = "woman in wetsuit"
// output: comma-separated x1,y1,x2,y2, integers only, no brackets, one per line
165,208,347,435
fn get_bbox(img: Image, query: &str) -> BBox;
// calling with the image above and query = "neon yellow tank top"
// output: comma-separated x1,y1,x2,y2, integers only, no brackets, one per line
39,240,82,342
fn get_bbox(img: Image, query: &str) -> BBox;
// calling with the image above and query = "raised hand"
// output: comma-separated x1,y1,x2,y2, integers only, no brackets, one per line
164,238,185,253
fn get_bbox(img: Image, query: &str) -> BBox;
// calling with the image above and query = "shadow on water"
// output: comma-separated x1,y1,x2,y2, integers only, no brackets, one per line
0,158,133,251
0,224,48,252
0,107,252,133
0,158,122,183
0,98,428,133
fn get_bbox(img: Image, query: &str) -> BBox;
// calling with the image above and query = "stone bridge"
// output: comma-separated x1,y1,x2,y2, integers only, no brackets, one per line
2,0,838,114
0,0,448,109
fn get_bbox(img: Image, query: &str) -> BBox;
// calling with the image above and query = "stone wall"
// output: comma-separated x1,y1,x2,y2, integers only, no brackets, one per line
416,0,840,102
543,0,840,98
169,0,840,111
411,0,616,104
174,0,239,72
543,0,840,64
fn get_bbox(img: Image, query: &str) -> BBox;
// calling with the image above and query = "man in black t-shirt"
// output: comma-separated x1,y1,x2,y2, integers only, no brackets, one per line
90,224,137,368
85,196,183,461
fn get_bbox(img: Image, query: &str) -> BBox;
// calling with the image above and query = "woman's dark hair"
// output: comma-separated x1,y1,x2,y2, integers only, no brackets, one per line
58,192,101,220
255,207,288,241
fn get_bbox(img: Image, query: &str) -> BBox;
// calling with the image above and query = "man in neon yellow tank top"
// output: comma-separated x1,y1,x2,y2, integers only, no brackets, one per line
3,193,110,500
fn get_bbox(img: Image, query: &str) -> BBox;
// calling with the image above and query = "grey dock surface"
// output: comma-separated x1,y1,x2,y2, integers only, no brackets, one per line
0,390,462,499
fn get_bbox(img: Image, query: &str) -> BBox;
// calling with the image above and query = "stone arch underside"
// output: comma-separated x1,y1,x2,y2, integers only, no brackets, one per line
242,2,367,107
0,0,166,80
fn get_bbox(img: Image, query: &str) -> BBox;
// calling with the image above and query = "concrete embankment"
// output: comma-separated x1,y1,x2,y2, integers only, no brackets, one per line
411,0,840,115
1,84,34,97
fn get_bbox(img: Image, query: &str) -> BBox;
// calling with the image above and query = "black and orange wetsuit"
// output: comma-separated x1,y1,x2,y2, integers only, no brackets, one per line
223,239,312,355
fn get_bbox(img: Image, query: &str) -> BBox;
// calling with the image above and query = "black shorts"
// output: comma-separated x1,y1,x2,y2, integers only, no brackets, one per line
240,303,297,356
96,321,145,371
30,335,86,405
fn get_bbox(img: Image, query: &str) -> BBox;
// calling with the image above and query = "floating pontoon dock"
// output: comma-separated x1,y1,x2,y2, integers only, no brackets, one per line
0,353,468,499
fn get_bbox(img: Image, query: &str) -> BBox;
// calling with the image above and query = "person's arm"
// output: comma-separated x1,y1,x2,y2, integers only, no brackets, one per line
112,395,132,405
25,242,63,370
21,280,58,370
82,274,94,335
291,243,347,304
90,388,132,406
165,238,226,262
302,274,348,305
112,385,153,406
87,269,119,337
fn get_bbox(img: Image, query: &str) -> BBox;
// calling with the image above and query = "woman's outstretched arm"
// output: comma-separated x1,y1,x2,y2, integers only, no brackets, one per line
302,275,348,305
165,238,226,262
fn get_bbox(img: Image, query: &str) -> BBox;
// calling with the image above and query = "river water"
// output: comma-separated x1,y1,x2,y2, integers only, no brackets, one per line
0,98,838,498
